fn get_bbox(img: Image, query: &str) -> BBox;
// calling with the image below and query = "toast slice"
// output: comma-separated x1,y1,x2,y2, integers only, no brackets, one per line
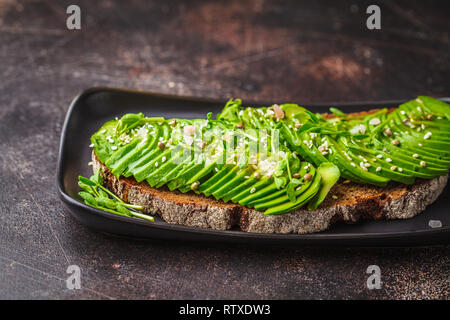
92,151,448,234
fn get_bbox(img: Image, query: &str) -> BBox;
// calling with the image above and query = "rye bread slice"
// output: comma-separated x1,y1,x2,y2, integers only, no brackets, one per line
92,152,448,234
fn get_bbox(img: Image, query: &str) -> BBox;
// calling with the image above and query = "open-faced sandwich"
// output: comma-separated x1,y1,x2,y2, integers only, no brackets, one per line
79,96,450,234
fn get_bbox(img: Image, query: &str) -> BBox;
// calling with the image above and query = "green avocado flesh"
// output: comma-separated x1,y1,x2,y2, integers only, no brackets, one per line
90,96,450,215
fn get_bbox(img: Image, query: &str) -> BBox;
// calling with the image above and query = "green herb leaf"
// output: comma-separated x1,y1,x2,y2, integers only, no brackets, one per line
116,205,131,216
329,107,347,117
89,169,103,185
287,182,296,203
274,177,286,189
78,192,97,206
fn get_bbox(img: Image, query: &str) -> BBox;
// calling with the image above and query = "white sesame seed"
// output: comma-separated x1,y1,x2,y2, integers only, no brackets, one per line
420,161,426,167
364,163,371,167
111,146,117,150
88,161,93,166
386,158,392,162
100,129,106,133
412,153,419,158
351,162,356,167
424,132,432,140
398,167,403,172
369,118,381,126
400,110,406,115
244,176,250,179
418,143,423,147
390,165,397,171
250,187,256,194
376,154,383,159
89,143,95,148
376,167,382,172
155,162,159,167
161,156,166,162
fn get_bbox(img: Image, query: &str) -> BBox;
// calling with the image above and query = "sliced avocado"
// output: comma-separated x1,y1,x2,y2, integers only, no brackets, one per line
264,169,322,215
254,166,316,210
212,166,254,200
307,162,340,210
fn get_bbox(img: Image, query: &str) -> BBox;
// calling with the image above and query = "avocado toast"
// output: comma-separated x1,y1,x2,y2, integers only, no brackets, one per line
86,96,450,234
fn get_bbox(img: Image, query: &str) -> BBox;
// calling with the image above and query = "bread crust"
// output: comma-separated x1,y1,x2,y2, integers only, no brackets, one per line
92,152,448,234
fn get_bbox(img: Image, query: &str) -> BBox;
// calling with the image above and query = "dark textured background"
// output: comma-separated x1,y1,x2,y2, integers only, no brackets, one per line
0,0,449,299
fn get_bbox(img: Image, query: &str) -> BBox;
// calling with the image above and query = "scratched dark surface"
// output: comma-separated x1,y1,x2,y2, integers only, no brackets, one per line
0,0,449,300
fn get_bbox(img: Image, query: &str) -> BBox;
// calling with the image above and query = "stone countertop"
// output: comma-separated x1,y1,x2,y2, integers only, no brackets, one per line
0,0,448,299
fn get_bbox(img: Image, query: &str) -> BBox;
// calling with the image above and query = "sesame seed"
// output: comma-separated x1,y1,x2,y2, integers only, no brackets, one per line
376,167,382,172
100,129,106,133
424,132,432,140
351,162,356,167
390,165,397,171
191,181,200,190
250,187,256,194
386,158,392,162
420,161,426,167
88,161,93,166
376,154,383,159
155,162,158,167
412,153,419,158
398,167,403,172
111,146,117,150
391,139,400,146
369,118,381,126
400,110,406,115
89,143,95,148
244,176,250,179
161,156,166,162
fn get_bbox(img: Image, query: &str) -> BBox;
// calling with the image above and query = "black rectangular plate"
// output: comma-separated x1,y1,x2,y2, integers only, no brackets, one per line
57,87,450,246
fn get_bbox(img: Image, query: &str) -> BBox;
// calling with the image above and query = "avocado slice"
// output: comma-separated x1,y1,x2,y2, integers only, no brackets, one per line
307,162,340,210
264,169,322,215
